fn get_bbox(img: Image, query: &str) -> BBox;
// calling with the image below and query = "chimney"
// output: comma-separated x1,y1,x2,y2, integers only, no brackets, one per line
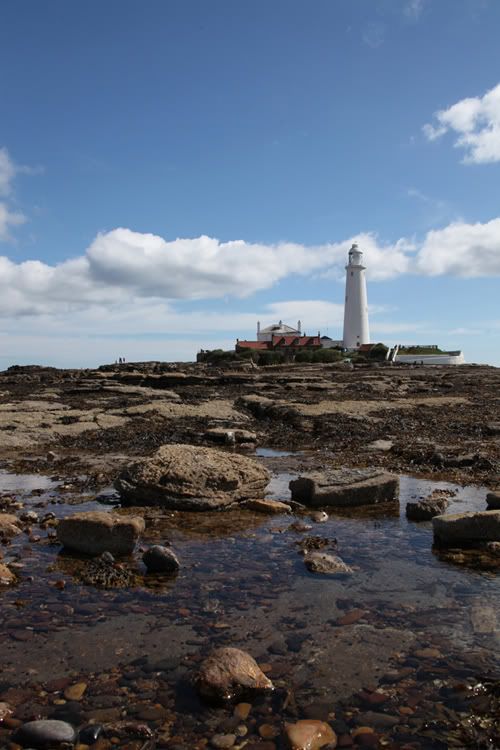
297,320,301,334
257,321,261,336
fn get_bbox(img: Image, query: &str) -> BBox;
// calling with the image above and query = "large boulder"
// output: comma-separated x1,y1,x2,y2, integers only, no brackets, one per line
115,444,270,510
406,495,448,521
57,511,145,556
290,468,398,508
195,647,274,702
433,510,500,546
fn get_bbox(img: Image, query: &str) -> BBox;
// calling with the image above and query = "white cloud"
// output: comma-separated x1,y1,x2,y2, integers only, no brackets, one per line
0,203,26,242
416,217,500,276
423,82,500,163
362,22,386,49
0,147,41,242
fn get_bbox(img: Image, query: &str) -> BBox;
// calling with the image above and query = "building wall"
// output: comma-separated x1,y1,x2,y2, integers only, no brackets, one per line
395,352,465,365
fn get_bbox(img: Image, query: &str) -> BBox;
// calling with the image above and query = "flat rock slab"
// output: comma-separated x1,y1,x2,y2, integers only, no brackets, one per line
433,510,500,545
289,468,399,508
115,444,270,510
57,511,145,556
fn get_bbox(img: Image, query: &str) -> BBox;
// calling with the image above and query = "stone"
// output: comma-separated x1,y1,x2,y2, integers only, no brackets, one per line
57,511,145,556
470,604,497,633
289,468,398,508
0,513,22,539
0,563,16,586
0,702,13,721
284,719,337,750
195,646,274,702
78,725,104,744
486,492,500,510
365,440,393,452
63,682,87,701
234,703,252,720
211,734,236,748
143,545,180,573
14,719,77,747
205,428,257,445
304,552,353,575
406,496,448,521
433,510,500,545
310,511,328,523
244,499,291,514
115,444,270,510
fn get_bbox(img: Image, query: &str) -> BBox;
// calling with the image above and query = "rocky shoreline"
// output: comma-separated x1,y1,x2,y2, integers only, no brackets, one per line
0,361,499,749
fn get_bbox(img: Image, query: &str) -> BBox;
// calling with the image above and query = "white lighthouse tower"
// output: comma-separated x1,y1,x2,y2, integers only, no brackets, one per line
342,243,370,350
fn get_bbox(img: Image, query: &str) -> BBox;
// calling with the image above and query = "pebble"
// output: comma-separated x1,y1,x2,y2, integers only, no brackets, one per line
14,719,77,747
414,647,441,659
234,703,251,720
0,702,13,721
63,683,87,701
284,719,337,750
259,724,279,739
78,724,104,744
210,733,236,748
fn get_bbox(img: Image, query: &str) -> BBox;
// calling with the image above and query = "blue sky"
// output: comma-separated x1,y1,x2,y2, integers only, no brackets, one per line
1,0,499,367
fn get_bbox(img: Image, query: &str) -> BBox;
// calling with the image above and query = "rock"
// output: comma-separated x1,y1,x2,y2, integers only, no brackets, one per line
205,427,257,445
14,719,77,747
406,496,448,521
20,510,39,524
143,545,180,573
0,563,16,585
310,511,328,523
63,682,87,701
78,724,104,744
486,492,500,509
211,734,236,748
485,423,500,436
244,499,292,514
57,511,145,556
0,513,22,539
289,468,398,508
195,647,274,702
284,719,337,749
234,702,252,720
433,510,500,545
365,439,393,452
304,552,353,575
115,444,270,510
0,701,12,721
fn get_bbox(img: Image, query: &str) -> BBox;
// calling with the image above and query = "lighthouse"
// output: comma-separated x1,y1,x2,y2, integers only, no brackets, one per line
342,243,370,349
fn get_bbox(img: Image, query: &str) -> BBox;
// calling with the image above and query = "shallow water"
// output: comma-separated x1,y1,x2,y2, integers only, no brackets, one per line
0,468,499,747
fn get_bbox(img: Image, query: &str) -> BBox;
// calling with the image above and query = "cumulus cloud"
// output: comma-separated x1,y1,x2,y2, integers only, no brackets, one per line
423,82,500,163
0,217,498,321
416,217,500,276
404,0,424,21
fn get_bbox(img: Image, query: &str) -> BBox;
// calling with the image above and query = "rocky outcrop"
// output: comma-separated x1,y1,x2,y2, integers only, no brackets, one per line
290,468,399,507
285,720,337,750
115,444,270,510
433,510,500,546
304,552,353,575
143,545,180,573
195,647,274,702
0,513,22,540
57,511,145,556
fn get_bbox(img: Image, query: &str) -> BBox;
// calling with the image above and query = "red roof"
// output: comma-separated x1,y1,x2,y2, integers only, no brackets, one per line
236,340,270,350
236,335,321,351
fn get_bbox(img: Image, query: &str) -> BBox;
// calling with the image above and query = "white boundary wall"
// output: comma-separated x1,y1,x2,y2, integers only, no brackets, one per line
395,352,465,365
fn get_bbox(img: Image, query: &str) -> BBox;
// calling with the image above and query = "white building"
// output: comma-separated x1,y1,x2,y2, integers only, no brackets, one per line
342,244,370,350
257,320,302,342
